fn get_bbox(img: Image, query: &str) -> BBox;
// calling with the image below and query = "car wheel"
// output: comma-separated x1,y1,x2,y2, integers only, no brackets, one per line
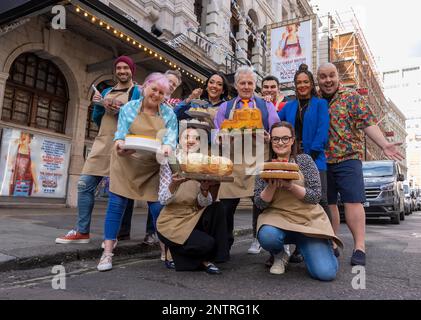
400,210,405,221
391,212,400,225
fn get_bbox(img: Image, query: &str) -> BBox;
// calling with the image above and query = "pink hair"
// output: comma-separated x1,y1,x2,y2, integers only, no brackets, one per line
143,72,171,95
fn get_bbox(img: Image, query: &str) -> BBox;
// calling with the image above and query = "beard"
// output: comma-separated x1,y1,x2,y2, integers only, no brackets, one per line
117,74,132,84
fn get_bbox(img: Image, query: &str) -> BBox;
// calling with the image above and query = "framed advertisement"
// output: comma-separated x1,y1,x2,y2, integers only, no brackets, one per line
267,15,318,86
0,128,71,198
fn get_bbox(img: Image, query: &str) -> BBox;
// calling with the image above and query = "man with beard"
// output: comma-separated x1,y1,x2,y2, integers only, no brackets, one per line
317,63,404,266
56,56,141,244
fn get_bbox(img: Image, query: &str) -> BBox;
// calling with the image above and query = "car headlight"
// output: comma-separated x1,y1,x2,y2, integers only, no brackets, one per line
380,183,394,191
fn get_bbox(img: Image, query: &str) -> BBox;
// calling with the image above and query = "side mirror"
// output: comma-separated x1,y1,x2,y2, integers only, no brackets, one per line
398,174,405,182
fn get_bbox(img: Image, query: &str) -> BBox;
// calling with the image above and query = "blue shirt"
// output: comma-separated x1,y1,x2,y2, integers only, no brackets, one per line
114,97,178,150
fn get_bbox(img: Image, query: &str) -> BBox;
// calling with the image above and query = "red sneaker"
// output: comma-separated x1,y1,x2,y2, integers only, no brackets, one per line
55,230,90,244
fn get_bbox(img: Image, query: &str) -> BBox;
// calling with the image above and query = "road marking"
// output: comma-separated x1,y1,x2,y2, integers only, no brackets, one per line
0,235,255,291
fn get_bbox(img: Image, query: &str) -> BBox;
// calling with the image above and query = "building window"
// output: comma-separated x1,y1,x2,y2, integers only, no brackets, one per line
230,2,240,55
86,80,114,140
194,0,204,28
2,53,68,134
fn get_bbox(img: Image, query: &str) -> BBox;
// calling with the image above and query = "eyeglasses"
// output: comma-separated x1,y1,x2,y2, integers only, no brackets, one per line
271,136,293,144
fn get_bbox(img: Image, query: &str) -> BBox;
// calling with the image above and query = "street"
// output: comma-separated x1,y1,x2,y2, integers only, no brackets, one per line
1,212,420,301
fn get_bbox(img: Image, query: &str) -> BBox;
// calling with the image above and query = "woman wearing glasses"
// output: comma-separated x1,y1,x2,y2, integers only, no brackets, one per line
254,122,342,281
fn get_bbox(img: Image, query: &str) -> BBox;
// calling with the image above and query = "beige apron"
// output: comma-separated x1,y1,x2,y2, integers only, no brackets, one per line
157,180,205,245
109,103,165,201
82,85,133,177
257,171,343,248
218,101,269,199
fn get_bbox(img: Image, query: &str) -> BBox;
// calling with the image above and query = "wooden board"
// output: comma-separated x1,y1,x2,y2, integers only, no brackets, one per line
180,172,234,182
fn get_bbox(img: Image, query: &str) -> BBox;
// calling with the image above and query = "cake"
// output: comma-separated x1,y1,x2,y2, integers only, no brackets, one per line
179,153,233,176
221,107,263,131
124,135,161,152
259,160,300,180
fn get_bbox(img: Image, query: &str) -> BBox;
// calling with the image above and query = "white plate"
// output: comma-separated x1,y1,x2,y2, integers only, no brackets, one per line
122,143,161,153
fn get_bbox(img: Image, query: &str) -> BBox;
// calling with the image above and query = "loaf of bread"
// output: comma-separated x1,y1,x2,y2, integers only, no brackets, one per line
179,153,233,176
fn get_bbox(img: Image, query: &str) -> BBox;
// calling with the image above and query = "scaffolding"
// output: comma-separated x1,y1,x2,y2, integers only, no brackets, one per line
328,9,388,160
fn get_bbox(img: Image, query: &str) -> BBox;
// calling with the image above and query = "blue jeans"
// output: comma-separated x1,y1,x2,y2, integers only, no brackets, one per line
77,175,133,234
258,225,338,282
104,191,163,240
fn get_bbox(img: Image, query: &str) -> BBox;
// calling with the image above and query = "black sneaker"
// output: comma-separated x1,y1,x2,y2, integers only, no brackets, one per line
289,249,304,264
351,250,366,266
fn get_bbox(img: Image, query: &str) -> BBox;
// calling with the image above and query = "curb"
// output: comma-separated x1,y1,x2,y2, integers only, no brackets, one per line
0,227,253,273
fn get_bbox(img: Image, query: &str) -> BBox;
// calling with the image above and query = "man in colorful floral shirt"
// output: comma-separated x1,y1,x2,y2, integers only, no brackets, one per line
317,63,404,266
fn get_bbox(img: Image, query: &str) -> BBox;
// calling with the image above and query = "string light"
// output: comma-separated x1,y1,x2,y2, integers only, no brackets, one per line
75,6,204,83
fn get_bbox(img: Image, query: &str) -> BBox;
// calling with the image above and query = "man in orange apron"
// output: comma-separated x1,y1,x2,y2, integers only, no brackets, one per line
56,56,141,244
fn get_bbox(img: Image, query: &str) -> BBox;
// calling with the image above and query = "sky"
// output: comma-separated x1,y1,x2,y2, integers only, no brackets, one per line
311,0,421,70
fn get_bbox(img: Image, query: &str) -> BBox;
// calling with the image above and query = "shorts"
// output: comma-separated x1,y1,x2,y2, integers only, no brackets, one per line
327,159,366,205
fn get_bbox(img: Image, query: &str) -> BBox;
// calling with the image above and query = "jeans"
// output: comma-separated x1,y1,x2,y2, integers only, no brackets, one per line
258,225,338,281
104,191,163,240
145,209,156,235
77,175,133,234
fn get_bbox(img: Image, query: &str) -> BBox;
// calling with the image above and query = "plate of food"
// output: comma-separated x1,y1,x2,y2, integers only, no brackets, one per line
123,135,161,153
180,119,212,131
178,153,234,182
185,109,212,120
259,160,300,180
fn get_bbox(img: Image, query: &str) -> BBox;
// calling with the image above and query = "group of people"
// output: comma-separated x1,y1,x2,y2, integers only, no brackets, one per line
55,55,404,282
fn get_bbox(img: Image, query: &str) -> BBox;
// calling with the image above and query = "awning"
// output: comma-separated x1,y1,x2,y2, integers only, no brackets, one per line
0,0,213,83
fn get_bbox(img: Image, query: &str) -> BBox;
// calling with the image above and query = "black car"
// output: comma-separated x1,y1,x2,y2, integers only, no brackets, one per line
339,160,405,224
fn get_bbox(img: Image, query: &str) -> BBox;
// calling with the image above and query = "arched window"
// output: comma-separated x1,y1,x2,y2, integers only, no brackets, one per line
85,79,114,140
2,53,69,133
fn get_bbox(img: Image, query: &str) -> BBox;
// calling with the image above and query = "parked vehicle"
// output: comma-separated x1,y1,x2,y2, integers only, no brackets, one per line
339,160,405,224
403,182,413,215
362,161,406,224
416,188,421,211
410,188,418,212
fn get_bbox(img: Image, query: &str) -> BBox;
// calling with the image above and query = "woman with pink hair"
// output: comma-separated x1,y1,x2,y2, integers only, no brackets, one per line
98,72,178,271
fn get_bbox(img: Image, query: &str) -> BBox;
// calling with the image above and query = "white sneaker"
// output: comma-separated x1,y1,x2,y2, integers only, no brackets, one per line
270,252,289,275
101,240,118,249
97,252,114,272
248,238,262,254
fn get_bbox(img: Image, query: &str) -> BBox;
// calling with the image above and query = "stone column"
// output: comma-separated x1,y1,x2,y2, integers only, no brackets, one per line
0,72,10,116
236,18,248,62
66,97,90,208
252,33,263,74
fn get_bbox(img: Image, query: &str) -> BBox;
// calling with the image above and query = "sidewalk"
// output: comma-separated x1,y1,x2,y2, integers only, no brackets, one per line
0,206,254,272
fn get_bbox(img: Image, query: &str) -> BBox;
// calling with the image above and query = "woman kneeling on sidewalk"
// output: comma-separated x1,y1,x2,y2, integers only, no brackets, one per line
156,127,230,275
254,122,342,281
